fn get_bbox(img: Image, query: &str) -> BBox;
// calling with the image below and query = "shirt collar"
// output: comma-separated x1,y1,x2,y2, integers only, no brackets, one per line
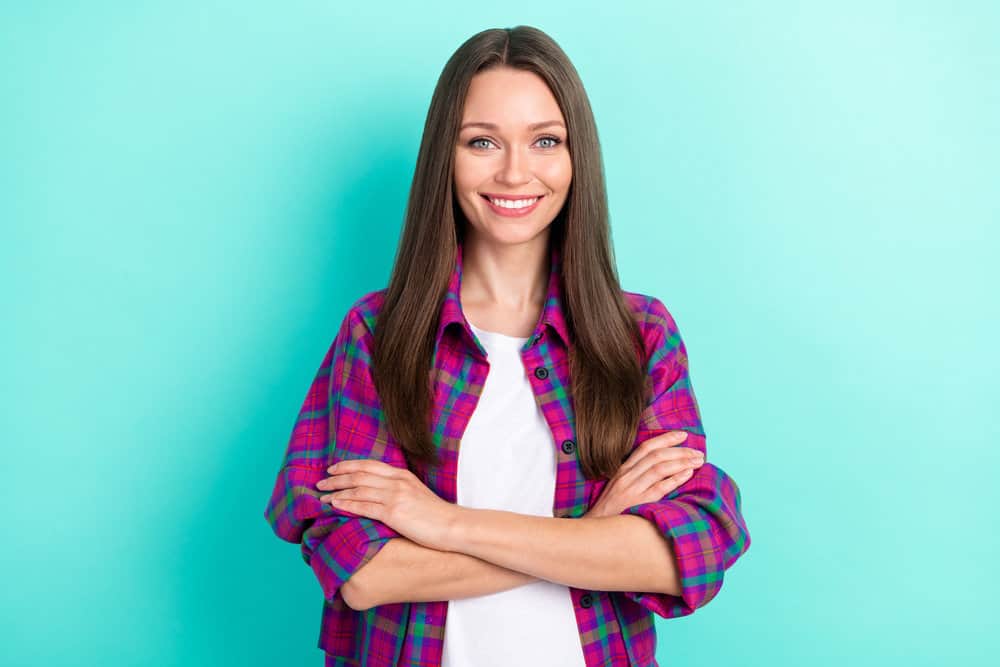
435,240,571,349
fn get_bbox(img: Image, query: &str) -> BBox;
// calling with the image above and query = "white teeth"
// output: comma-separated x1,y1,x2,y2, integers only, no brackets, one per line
489,196,538,209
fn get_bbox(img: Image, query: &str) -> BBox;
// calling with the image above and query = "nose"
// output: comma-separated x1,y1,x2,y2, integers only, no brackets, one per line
496,144,531,187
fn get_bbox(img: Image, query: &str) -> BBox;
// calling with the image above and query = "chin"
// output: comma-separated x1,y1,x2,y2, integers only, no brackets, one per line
459,202,557,247
477,225,551,247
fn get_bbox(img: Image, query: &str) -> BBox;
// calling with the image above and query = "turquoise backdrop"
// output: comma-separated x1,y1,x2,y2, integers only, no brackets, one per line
3,1,997,665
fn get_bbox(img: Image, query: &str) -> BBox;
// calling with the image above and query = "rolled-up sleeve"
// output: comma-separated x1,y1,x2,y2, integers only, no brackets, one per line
263,300,406,602
619,296,751,618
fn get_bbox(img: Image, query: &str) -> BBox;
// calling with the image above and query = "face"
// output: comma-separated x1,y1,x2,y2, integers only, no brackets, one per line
453,66,572,249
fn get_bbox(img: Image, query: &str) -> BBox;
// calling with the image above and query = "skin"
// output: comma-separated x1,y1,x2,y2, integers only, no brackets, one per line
314,66,704,611
451,66,572,337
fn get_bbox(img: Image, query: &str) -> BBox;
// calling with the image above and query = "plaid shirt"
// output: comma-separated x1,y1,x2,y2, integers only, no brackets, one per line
264,241,751,667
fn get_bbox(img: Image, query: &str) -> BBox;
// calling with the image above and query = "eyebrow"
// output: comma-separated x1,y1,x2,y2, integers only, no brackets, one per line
459,120,566,131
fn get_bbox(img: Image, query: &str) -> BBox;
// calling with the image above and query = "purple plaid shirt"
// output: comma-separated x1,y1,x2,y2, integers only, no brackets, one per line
264,241,750,666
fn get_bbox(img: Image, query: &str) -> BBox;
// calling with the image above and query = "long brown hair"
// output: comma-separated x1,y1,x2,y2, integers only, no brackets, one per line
371,25,647,481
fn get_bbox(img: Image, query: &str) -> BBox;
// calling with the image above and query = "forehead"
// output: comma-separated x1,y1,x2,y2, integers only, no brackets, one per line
461,67,565,127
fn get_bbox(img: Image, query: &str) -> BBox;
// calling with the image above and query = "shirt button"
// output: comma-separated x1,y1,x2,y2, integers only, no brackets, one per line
561,439,576,454
580,593,593,608
534,367,549,380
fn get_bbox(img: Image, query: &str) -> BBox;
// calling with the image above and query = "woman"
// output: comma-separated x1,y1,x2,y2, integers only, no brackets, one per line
264,25,750,667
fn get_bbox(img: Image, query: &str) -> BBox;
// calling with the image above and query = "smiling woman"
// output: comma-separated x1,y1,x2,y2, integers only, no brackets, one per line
263,24,750,667
454,67,572,242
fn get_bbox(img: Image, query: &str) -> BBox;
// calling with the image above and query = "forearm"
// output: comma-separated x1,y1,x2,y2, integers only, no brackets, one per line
444,509,682,596
346,536,540,610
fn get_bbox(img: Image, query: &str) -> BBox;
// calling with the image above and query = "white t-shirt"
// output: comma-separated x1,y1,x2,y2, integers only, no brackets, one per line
441,322,588,667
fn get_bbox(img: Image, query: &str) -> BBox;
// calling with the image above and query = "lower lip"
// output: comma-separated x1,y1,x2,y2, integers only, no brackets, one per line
482,195,544,217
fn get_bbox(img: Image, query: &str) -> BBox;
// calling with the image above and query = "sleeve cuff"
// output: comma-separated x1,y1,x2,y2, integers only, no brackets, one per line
618,462,750,618
308,516,401,603
620,498,718,617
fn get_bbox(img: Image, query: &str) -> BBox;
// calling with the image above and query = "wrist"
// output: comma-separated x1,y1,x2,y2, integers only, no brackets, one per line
441,504,471,553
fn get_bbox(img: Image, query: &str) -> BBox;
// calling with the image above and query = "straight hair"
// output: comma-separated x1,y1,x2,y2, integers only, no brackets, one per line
371,25,647,480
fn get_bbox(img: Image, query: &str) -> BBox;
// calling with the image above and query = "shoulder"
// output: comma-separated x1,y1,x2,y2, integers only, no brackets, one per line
312,289,391,400
345,288,389,331
325,288,389,356
621,290,692,384
621,289,681,341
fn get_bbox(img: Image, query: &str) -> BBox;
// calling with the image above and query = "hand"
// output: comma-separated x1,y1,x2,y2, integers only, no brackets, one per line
316,459,460,551
584,430,704,519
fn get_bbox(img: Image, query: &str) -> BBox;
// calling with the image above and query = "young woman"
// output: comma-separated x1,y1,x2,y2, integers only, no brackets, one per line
265,25,750,667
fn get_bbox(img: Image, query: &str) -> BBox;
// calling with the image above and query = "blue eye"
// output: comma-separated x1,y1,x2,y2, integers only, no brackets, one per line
466,136,564,150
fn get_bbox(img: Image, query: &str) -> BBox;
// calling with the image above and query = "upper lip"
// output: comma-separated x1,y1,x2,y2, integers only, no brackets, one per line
481,193,544,200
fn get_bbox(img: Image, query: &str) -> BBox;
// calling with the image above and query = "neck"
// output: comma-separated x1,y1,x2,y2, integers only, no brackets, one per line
460,232,550,312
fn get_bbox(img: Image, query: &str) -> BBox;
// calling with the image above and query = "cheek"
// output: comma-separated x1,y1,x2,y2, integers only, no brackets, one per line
451,160,480,222
453,152,487,193
453,155,467,187
539,155,572,192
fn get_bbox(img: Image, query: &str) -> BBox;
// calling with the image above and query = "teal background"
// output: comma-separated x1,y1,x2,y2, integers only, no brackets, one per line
2,1,997,665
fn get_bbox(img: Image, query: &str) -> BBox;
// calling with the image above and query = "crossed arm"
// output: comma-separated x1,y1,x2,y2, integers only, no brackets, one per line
342,509,681,611
271,297,746,614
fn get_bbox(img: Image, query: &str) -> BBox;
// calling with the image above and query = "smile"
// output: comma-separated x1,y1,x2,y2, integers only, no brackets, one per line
480,194,544,217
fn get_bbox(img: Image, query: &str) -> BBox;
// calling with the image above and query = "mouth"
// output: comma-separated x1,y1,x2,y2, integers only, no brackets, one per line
480,193,545,217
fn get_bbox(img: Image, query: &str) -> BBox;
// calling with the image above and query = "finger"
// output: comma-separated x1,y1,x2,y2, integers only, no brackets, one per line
638,441,703,467
643,444,704,468
321,484,389,506
619,431,700,475
629,456,702,496
637,430,689,453
618,431,693,476
623,453,698,494
325,497,383,520
326,459,409,479
317,471,397,492
637,468,695,504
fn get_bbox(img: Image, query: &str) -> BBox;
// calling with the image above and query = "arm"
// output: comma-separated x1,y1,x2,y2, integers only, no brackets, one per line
263,297,407,604
353,297,745,613
345,537,541,610
348,511,680,611
430,509,683,594
614,296,751,618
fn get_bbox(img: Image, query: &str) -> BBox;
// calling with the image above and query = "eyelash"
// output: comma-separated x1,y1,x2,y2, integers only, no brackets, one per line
467,135,563,150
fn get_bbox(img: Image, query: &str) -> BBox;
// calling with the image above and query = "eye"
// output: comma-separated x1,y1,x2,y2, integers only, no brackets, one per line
468,137,496,150
465,135,564,150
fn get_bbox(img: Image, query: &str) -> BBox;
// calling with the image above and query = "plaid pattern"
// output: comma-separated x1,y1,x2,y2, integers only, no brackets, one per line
264,241,751,666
